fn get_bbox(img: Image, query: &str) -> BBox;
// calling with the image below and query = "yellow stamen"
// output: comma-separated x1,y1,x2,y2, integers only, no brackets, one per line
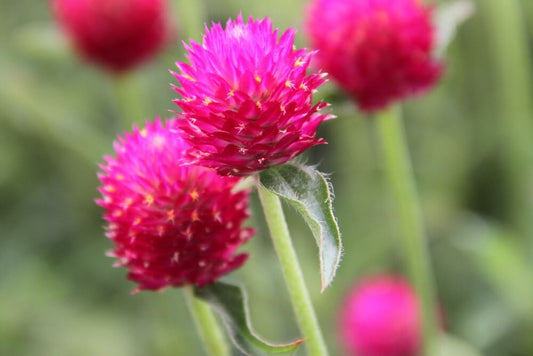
123,198,133,208
190,189,199,201
183,74,196,82
167,209,175,222
144,194,154,206
191,210,200,222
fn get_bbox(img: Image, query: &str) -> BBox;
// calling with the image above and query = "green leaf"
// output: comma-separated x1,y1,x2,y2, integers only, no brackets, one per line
259,162,342,291
453,214,533,316
434,0,476,57
194,282,303,355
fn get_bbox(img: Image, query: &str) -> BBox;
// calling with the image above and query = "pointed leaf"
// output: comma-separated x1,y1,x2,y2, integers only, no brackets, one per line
259,162,342,291
434,0,476,57
195,282,303,355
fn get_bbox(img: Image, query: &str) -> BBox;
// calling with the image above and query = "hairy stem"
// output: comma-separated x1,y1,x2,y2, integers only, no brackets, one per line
257,183,329,356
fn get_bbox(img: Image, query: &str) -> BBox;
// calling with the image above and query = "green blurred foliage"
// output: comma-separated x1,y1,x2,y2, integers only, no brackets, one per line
1,0,533,355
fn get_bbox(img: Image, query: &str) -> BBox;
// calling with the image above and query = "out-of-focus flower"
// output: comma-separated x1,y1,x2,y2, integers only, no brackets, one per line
52,0,174,73
171,14,333,176
96,119,253,293
306,0,443,112
338,275,422,356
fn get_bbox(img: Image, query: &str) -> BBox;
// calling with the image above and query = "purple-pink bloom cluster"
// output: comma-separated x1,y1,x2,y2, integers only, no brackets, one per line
171,14,333,176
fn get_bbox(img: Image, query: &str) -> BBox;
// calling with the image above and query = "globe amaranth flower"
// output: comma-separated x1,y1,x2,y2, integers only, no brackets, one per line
52,0,174,73
306,0,443,112
171,14,334,176
338,275,422,356
96,119,254,293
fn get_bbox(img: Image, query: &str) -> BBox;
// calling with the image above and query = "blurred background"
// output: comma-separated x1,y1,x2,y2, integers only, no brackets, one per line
1,0,533,355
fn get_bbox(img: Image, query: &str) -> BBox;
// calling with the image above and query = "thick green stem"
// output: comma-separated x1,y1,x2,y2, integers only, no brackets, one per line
375,106,438,356
483,0,533,241
257,184,329,356
184,287,230,356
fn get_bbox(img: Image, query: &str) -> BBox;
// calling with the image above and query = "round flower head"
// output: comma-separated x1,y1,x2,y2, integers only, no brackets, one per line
306,0,443,112
171,14,333,176
338,275,422,356
52,0,173,73
96,119,254,292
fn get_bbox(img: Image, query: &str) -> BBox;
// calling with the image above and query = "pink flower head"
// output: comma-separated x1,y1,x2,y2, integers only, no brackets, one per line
306,0,443,112
338,275,422,356
52,0,174,73
171,14,333,176
96,119,254,292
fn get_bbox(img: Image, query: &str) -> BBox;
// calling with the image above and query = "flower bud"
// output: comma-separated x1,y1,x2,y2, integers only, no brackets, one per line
339,275,423,356
53,0,174,72
306,0,443,111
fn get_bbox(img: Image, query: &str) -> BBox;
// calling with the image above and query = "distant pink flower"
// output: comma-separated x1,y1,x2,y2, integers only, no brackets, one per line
306,0,443,112
338,275,422,356
171,14,333,176
52,0,174,73
96,119,254,292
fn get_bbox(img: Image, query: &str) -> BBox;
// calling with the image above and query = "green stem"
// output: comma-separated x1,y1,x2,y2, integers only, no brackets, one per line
257,184,329,356
184,287,230,356
375,106,438,356
112,73,145,131
173,0,206,41
483,0,533,240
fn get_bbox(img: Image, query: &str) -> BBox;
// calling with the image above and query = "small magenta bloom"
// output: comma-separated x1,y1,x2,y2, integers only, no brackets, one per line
96,119,254,292
52,0,173,73
306,0,443,112
339,275,422,356
171,15,333,176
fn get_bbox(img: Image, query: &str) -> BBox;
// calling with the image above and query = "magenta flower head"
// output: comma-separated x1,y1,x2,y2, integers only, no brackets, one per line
96,119,254,293
171,14,334,176
338,275,422,356
306,0,443,112
52,0,174,73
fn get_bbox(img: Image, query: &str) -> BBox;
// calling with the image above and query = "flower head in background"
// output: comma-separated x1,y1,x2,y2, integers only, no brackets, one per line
338,275,422,356
171,14,333,176
96,119,254,292
306,0,443,112
52,0,174,73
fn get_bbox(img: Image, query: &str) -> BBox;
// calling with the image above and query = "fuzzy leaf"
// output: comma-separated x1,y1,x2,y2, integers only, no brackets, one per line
434,0,475,57
195,282,303,355
259,162,342,291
